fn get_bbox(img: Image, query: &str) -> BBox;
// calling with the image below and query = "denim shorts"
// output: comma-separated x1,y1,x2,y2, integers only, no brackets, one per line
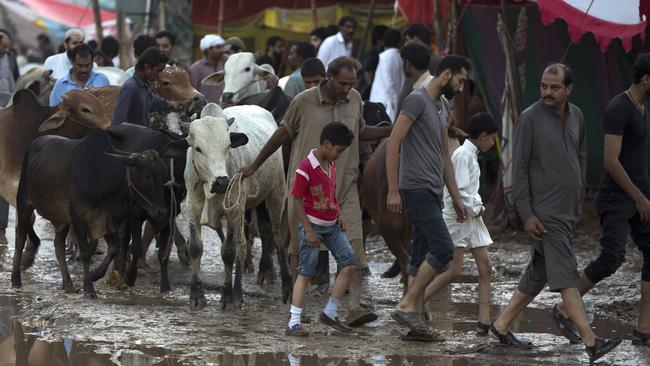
400,189,454,276
297,222,357,277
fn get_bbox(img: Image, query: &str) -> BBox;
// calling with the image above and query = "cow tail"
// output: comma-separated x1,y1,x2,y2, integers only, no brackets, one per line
16,149,38,246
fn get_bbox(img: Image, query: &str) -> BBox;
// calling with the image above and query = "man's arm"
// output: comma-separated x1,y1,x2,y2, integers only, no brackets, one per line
442,128,467,222
111,86,134,125
386,115,413,213
359,125,392,141
604,134,650,222
240,125,290,178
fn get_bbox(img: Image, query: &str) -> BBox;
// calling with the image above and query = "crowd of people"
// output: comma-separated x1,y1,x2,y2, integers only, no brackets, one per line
0,13,648,364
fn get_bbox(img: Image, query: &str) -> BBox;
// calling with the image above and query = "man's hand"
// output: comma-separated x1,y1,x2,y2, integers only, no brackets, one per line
264,74,279,88
239,164,257,179
387,190,402,214
305,228,320,248
168,100,182,111
524,216,546,240
452,198,467,223
337,217,347,231
635,195,650,223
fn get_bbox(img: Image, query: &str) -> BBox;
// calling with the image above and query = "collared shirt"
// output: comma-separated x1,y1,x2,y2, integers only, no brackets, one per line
443,139,492,246
49,70,110,106
0,53,15,105
283,68,304,99
111,72,168,126
317,32,353,68
513,100,587,227
291,149,339,226
189,58,224,103
369,48,404,122
282,81,365,241
412,71,433,90
119,67,135,85
43,52,72,79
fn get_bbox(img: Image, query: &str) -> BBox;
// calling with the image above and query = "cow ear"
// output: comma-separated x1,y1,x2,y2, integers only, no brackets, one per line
226,117,235,126
44,69,54,78
105,150,139,166
159,138,190,159
27,81,40,96
38,108,70,132
254,64,274,77
201,70,224,86
229,132,248,148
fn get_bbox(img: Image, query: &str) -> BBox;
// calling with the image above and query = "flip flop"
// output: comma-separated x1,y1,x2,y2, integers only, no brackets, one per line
632,329,650,346
390,310,430,333
400,330,445,342
551,305,582,344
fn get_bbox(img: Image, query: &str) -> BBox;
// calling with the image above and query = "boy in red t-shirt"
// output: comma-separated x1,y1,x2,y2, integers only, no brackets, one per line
286,121,357,336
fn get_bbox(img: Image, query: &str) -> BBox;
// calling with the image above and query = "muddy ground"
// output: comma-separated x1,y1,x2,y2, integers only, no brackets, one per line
0,197,649,365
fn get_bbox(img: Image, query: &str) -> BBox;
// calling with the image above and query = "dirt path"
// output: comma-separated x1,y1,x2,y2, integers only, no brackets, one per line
0,198,649,365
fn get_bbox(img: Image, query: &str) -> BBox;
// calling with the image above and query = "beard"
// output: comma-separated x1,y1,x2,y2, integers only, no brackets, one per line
66,49,74,61
442,82,456,100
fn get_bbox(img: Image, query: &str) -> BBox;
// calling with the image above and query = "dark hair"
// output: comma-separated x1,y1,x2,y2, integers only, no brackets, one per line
301,57,326,78
467,112,498,139
133,35,157,58
135,47,169,71
86,39,98,51
338,16,357,28
310,27,327,41
435,54,471,76
634,53,650,83
100,36,120,58
294,41,317,60
327,56,361,76
320,121,354,146
0,29,12,40
266,36,283,48
37,33,50,43
324,25,339,38
401,42,431,70
543,63,574,86
69,43,94,62
404,23,432,45
382,28,401,49
371,25,388,46
155,30,176,45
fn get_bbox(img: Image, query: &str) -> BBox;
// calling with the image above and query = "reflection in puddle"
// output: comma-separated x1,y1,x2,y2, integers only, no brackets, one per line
209,353,475,366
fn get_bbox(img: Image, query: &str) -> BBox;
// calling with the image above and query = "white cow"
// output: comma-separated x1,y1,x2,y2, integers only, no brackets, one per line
201,52,274,105
183,103,286,310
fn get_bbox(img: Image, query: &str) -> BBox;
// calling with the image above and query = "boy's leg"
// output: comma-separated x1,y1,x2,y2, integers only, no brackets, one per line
560,287,596,345
424,247,465,302
469,246,492,325
287,224,321,336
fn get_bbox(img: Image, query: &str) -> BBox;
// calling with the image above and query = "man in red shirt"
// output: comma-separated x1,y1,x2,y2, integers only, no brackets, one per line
286,122,357,336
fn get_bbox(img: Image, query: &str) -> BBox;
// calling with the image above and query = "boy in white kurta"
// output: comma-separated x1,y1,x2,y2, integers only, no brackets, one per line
422,113,498,335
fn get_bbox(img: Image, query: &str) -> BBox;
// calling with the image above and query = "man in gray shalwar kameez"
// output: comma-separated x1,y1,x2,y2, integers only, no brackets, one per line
488,64,621,362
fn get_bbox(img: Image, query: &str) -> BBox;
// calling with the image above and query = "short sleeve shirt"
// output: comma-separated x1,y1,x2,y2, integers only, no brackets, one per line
291,150,339,226
600,92,650,193
398,87,449,196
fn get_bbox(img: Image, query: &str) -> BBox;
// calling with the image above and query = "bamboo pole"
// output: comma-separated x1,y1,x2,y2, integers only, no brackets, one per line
311,0,318,29
356,0,376,60
91,0,103,42
217,0,224,34
117,10,129,68
159,0,166,31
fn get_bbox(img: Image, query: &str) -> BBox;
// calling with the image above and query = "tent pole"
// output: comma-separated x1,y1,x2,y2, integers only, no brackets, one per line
356,0,376,60
117,10,129,67
91,0,103,41
311,0,318,29
217,0,224,34
159,0,166,31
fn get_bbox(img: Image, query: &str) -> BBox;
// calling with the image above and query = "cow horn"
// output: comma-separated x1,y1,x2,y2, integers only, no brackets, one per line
226,117,235,126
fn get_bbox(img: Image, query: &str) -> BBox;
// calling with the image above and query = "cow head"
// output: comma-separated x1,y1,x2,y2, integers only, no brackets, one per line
13,67,56,106
152,66,207,117
187,108,247,199
39,90,111,136
202,52,274,105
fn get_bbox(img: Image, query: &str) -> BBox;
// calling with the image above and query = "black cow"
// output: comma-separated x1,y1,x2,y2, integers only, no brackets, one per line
12,126,185,298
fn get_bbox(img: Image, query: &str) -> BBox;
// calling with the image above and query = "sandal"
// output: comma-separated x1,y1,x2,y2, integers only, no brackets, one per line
390,310,431,333
476,322,491,336
632,329,650,346
551,304,582,344
489,324,533,348
400,329,445,342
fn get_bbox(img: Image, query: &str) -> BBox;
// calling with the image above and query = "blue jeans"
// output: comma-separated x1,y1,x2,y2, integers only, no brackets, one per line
297,222,356,277
400,189,454,276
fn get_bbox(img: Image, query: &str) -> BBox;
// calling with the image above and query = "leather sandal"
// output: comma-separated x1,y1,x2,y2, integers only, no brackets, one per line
632,329,650,346
489,324,532,348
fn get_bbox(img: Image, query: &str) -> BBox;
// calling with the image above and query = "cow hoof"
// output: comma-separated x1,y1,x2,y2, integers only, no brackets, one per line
256,270,275,285
190,297,207,311
177,246,191,266
63,285,78,294
107,271,128,290
84,290,98,299
11,274,22,289
160,283,171,293
20,253,36,270
244,260,255,274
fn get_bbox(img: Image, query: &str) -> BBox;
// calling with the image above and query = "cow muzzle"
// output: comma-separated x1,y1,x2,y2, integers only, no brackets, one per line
210,176,230,193
221,92,235,105
187,94,207,116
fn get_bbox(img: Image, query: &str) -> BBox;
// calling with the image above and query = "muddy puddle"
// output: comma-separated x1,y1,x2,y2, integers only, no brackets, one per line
1,204,650,365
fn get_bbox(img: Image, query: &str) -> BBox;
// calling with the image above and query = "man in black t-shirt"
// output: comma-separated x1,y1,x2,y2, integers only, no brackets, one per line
555,53,650,347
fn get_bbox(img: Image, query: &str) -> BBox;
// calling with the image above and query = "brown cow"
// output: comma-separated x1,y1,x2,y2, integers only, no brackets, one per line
0,89,110,208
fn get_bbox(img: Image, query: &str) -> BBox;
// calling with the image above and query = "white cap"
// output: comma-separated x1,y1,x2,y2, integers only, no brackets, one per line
64,28,84,41
200,34,225,51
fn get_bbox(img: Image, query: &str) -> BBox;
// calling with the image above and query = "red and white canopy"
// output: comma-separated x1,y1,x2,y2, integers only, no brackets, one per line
538,0,647,51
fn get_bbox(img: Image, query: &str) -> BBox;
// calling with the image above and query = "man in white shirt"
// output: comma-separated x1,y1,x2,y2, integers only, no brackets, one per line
369,29,404,122
317,16,356,68
43,28,85,79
